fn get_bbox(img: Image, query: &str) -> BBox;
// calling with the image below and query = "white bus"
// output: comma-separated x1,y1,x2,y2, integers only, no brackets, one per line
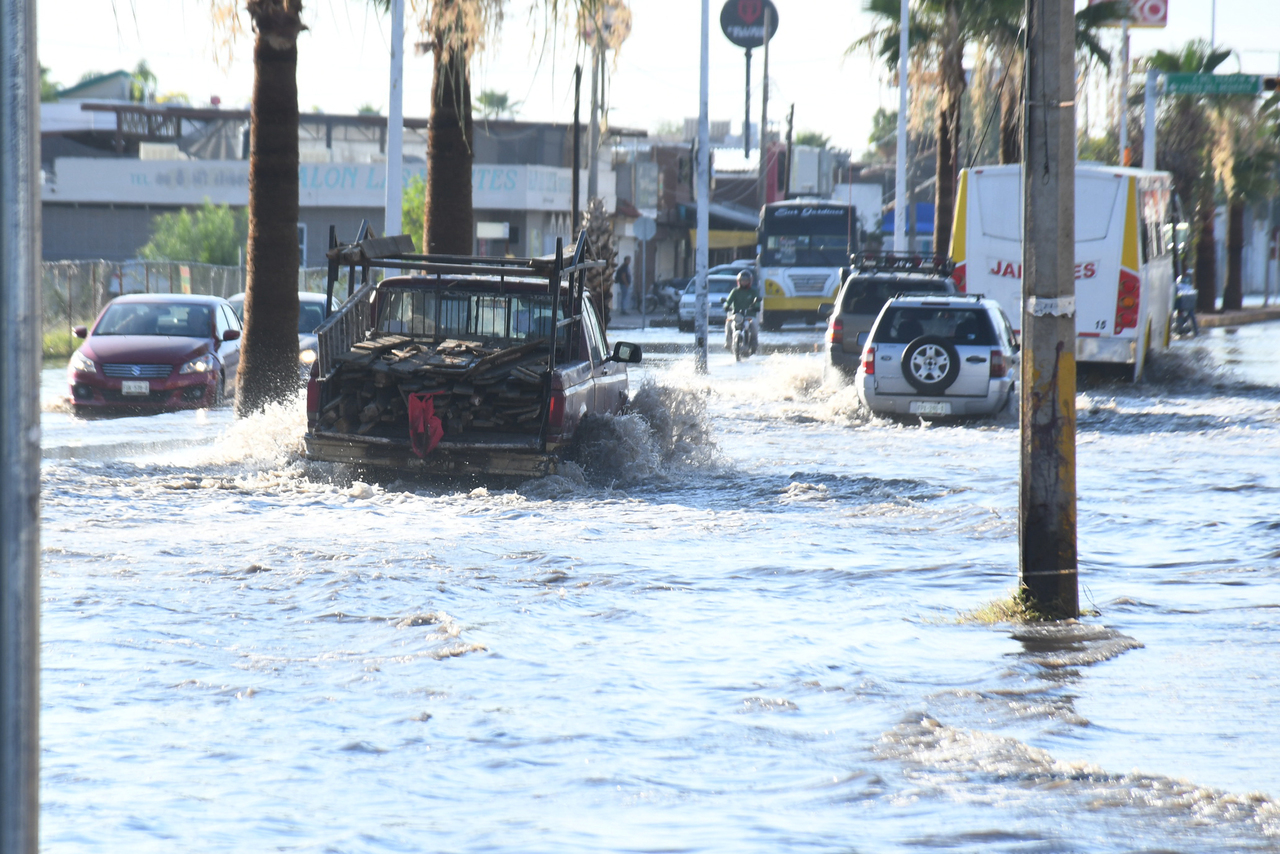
950,164,1175,380
758,200,857,330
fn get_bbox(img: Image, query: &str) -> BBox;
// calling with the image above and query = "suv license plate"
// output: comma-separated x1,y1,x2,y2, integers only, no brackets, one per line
120,380,150,395
910,401,951,416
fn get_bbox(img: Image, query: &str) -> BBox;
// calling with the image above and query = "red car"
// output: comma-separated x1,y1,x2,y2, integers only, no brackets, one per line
68,294,242,413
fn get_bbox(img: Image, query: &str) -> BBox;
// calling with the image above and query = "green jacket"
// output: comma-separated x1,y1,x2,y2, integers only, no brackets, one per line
723,285,760,314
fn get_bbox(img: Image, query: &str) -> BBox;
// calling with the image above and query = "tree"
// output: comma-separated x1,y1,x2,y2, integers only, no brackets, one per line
793,130,830,148
1214,102,1279,310
1148,41,1232,314
402,172,426,252
139,201,248,266
130,60,157,103
474,89,520,119
864,107,898,162
39,65,60,102
235,0,305,415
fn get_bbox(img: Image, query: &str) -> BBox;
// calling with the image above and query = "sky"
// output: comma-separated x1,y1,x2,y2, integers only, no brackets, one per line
36,0,1280,159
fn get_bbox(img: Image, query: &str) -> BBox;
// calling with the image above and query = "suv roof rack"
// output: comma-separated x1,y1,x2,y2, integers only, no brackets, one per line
892,291,984,301
852,251,954,276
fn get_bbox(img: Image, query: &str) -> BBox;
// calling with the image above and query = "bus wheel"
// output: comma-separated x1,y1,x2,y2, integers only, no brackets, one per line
762,313,784,331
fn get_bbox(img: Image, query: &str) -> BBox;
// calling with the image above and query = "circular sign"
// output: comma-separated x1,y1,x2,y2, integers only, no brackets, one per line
719,0,779,50
634,216,657,242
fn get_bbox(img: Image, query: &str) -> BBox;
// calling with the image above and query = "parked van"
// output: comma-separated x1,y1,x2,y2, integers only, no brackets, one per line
950,164,1175,380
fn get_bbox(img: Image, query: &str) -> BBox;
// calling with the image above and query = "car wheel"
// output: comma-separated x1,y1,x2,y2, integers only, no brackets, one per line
900,335,960,394
678,321,693,333
210,373,225,408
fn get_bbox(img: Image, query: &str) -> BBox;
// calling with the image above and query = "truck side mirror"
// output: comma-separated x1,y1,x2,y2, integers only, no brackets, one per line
818,303,835,318
609,341,643,364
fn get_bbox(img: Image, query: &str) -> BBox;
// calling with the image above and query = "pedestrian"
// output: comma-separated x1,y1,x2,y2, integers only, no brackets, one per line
615,256,632,314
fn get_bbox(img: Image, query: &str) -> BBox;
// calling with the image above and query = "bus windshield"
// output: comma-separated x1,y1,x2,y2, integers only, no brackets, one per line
759,204,854,267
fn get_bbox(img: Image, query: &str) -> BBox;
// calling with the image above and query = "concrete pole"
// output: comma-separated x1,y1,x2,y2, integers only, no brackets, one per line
1020,0,1079,617
894,0,909,252
743,49,752,158
756,6,771,210
572,65,582,232
1142,69,1158,171
0,0,42,850
383,0,405,238
588,44,601,200
1118,19,1129,166
695,0,711,373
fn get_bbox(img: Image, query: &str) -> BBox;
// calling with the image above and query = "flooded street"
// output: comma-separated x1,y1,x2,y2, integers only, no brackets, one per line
39,323,1280,853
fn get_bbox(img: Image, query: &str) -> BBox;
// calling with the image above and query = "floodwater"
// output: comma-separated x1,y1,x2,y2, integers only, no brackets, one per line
39,322,1280,853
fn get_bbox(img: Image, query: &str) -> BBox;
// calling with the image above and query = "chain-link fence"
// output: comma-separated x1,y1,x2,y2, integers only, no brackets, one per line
41,261,345,358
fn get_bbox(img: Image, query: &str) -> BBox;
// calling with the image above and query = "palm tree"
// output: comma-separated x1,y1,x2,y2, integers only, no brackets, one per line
236,0,305,414
1148,41,1231,314
1216,102,1279,310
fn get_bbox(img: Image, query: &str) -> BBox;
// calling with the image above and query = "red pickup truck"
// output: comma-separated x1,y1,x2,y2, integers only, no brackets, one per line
304,231,642,477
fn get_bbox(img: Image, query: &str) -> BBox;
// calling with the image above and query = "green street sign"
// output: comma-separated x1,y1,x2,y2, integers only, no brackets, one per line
1165,73,1261,96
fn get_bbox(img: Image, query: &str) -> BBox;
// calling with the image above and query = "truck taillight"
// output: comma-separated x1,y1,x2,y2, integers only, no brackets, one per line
1115,269,1140,331
989,350,1007,378
862,345,875,375
952,262,966,293
828,317,844,346
547,388,566,433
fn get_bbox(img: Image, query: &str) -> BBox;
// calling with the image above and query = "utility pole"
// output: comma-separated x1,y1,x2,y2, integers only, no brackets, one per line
1,0,42,851
1118,18,1130,165
588,44,601,200
1142,68,1158,171
695,0,711,373
743,49,752,158
894,0,909,252
784,104,794,198
1021,0,1079,617
383,0,404,238
572,65,582,232
755,5,772,210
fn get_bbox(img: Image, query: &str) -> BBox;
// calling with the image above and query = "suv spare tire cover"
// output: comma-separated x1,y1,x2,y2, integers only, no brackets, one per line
900,335,961,394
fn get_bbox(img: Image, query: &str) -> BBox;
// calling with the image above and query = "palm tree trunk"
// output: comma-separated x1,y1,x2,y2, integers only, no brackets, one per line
1193,173,1218,314
998,53,1022,164
1222,198,1245,311
237,0,303,416
424,44,474,255
933,0,964,255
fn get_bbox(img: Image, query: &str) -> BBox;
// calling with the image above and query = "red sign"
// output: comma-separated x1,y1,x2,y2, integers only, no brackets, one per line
1088,0,1168,28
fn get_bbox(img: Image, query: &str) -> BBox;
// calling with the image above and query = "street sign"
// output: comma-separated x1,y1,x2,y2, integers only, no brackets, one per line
634,216,656,242
1165,73,1262,96
719,0,779,49
1087,0,1167,28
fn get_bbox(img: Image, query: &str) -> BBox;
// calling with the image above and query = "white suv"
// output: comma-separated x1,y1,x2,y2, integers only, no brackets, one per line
855,294,1019,418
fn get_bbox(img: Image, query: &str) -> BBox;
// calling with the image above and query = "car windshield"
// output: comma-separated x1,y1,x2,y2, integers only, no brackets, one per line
842,278,951,315
299,302,326,334
685,278,737,295
95,302,212,337
872,307,996,345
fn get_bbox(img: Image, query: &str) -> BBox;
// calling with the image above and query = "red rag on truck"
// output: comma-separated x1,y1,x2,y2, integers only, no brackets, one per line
408,392,444,458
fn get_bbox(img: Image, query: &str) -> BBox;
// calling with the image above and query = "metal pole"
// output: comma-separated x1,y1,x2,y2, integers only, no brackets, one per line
572,65,582,233
1119,18,1129,166
695,0,711,373
894,0,909,252
1021,0,1079,617
588,44,600,200
0,0,41,849
383,0,404,237
639,237,647,329
756,6,771,210
1142,69,1157,171
743,49,752,158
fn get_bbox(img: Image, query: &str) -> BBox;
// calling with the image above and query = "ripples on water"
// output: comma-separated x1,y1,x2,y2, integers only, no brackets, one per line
40,325,1280,852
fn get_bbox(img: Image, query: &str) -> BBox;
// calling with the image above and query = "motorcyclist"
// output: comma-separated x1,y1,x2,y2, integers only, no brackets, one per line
723,269,761,353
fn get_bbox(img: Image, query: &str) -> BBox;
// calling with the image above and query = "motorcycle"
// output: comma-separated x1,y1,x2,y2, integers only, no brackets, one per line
727,309,758,362
642,278,685,315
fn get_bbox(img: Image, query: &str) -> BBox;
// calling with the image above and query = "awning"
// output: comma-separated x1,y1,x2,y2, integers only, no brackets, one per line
688,229,757,250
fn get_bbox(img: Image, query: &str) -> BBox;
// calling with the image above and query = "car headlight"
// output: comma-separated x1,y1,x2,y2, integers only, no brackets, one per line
179,353,217,374
298,349,317,365
68,350,95,374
